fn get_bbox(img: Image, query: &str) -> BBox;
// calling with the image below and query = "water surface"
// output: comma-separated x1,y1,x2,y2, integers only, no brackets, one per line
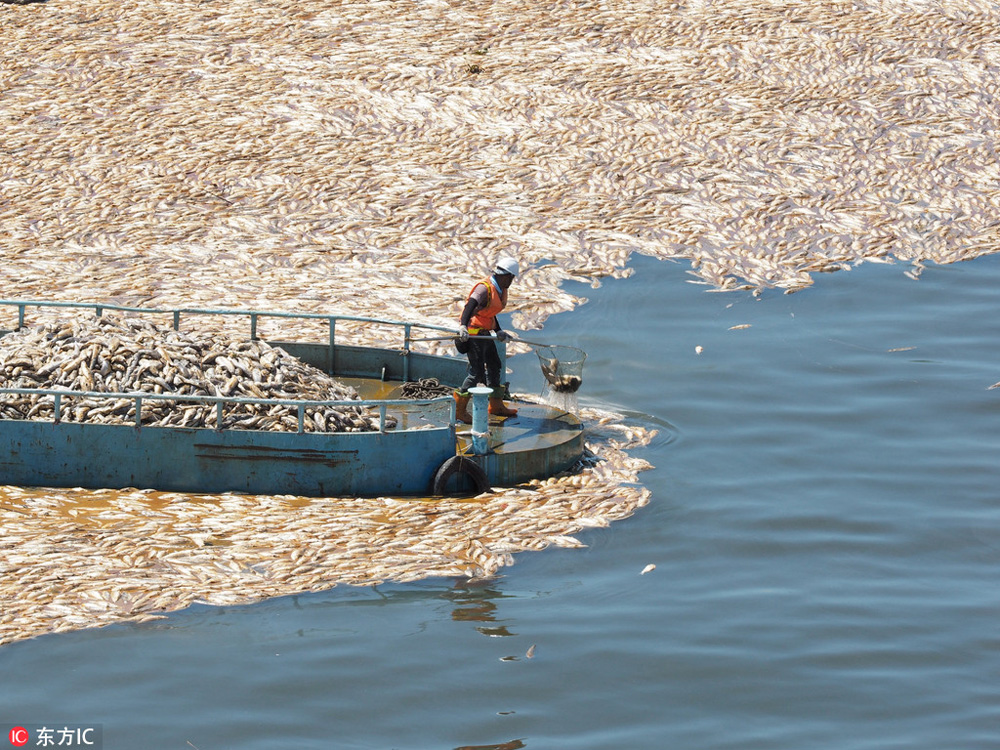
3,255,1000,750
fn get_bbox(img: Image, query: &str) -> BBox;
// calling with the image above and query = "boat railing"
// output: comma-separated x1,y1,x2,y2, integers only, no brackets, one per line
0,299,456,355
0,386,453,434
0,300,462,430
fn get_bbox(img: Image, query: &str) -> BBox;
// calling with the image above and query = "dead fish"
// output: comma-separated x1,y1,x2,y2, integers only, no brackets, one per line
0,315,389,433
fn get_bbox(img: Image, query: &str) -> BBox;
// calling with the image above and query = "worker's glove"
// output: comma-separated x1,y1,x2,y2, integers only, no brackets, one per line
457,326,469,342
496,330,512,342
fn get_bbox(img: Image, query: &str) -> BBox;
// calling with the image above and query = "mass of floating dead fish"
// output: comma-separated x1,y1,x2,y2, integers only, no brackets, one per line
2,0,1000,643
0,408,655,646
0,314,390,432
2,0,999,327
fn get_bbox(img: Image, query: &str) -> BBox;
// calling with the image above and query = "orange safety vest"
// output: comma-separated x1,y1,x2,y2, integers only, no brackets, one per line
467,277,507,334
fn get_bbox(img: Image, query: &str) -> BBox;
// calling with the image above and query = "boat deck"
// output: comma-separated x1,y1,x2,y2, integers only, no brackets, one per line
455,403,580,457
347,378,585,492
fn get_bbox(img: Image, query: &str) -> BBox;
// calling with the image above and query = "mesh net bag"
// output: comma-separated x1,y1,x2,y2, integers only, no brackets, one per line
536,345,586,394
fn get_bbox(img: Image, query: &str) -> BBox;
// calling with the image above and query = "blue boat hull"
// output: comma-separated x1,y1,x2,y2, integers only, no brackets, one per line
0,418,456,497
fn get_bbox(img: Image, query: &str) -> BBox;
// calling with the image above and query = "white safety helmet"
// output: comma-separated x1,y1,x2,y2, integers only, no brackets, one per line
494,256,520,277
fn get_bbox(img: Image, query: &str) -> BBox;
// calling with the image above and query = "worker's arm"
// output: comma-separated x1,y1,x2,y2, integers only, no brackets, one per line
459,284,490,327
459,297,479,327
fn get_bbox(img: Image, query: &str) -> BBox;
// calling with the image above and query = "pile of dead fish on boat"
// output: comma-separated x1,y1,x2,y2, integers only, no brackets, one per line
0,314,392,432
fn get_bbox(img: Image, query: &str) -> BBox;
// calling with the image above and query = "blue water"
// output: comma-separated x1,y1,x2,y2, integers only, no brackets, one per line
3,254,1000,750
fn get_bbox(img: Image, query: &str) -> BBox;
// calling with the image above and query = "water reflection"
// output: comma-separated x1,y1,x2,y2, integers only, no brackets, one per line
454,740,526,750
443,581,516,638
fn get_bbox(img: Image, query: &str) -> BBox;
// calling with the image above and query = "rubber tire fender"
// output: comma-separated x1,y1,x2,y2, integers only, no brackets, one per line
432,455,490,496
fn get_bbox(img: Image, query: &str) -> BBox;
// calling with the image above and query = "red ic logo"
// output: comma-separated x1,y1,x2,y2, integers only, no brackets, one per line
8,727,29,747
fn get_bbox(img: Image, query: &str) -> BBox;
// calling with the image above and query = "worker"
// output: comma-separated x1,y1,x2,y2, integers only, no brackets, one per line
454,256,520,423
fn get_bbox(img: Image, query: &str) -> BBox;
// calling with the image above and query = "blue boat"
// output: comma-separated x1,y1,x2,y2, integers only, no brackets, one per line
0,301,584,497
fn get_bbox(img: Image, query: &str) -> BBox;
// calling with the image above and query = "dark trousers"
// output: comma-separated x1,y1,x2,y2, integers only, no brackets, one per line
460,338,501,392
